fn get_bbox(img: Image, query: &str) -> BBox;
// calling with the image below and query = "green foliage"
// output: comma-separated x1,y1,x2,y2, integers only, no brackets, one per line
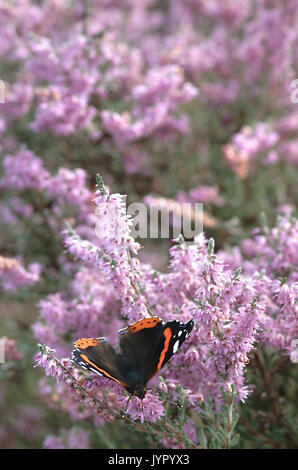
196,386,240,449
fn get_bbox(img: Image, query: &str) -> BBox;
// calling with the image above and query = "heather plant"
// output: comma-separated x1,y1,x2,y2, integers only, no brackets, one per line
0,0,297,450
33,177,297,449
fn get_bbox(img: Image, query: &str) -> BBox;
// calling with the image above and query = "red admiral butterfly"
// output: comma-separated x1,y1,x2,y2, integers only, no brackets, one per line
71,316,194,399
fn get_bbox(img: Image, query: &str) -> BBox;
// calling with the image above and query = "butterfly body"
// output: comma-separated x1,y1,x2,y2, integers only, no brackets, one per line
71,316,194,399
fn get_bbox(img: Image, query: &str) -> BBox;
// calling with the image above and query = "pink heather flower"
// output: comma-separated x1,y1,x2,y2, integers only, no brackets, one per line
44,429,90,449
101,65,198,145
278,140,298,165
31,94,97,136
0,150,50,191
62,227,103,269
93,186,140,256
201,80,240,105
38,378,100,423
43,436,66,450
263,150,279,165
67,429,90,449
277,111,298,136
0,117,6,135
13,406,44,440
35,346,124,425
32,323,70,358
158,381,168,393
122,147,151,176
0,337,23,361
101,106,177,144
223,122,280,177
7,197,33,218
91,183,150,321
101,111,138,144
45,168,91,207
1,82,33,120
219,212,298,358
187,185,224,206
277,204,294,216
35,350,66,381
132,65,198,108
0,257,41,292
33,265,122,357
24,31,103,136
120,392,165,423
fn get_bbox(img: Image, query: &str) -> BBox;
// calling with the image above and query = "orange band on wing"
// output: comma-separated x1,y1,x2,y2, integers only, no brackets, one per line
128,316,161,333
80,353,127,387
157,327,172,371
74,338,99,349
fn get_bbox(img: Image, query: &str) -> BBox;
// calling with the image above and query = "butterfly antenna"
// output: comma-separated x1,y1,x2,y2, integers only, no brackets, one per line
163,397,183,408
147,387,182,409
148,387,181,408
141,399,146,424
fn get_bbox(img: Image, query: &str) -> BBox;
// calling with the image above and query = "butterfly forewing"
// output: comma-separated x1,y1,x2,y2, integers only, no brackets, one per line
72,338,127,387
143,319,195,383
118,317,194,386
117,316,164,382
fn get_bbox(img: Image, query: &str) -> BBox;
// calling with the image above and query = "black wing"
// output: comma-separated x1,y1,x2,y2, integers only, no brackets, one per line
118,317,194,385
117,316,164,384
143,318,194,382
71,337,128,388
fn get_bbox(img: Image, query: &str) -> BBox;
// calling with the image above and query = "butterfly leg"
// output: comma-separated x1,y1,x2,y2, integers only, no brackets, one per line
124,393,133,415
